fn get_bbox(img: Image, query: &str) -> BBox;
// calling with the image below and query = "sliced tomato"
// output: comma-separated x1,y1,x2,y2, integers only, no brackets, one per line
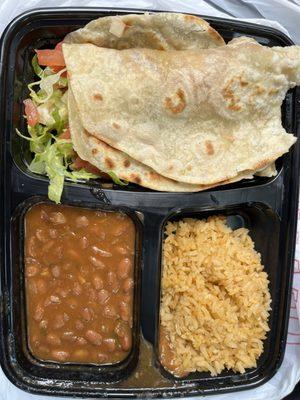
59,128,71,140
23,99,39,127
35,48,65,67
73,156,102,176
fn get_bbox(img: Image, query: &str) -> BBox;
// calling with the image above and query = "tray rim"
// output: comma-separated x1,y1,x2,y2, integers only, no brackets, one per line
0,6,299,398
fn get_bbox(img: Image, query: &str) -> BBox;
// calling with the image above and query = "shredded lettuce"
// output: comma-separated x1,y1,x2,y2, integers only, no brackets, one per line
18,54,101,203
107,171,128,186
31,55,44,78
29,68,67,104
52,108,64,135
26,138,97,204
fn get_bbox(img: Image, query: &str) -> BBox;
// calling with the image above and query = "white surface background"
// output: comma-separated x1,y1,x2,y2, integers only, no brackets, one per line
0,1,300,399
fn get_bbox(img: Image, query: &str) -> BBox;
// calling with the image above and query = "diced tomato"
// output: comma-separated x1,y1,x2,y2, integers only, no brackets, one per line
50,65,67,75
35,48,65,67
59,128,71,140
55,41,63,51
23,99,39,127
73,156,102,176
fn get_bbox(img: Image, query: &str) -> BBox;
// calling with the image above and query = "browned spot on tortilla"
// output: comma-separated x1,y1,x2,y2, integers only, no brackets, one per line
222,81,242,111
184,14,201,22
240,80,249,87
254,85,265,95
253,159,269,171
124,21,132,30
207,27,225,45
113,122,120,129
269,88,280,95
222,86,235,101
147,31,167,50
187,165,192,171
149,171,161,181
92,148,98,155
123,159,130,168
228,103,241,111
164,89,186,114
205,140,214,155
130,173,141,185
104,157,114,169
93,93,103,101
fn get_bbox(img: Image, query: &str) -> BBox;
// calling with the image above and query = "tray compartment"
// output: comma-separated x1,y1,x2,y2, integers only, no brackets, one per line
6,196,142,385
155,203,287,388
4,9,295,193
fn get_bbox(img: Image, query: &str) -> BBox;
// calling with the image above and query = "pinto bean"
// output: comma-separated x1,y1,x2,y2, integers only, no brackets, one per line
89,256,106,269
27,236,37,258
120,333,132,351
123,278,134,293
49,228,58,238
53,314,65,329
103,338,116,353
34,304,44,322
62,331,77,343
116,246,127,255
92,275,104,290
75,320,84,331
46,333,61,346
26,265,39,278
98,289,110,304
103,304,119,320
36,228,48,243
76,216,89,228
51,350,69,362
81,307,93,322
51,265,60,278
36,279,47,294
117,258,132,279
92,246,112,258
119,301,130,322
97,353,108,363
80,236,89,249
85,330,102,346
73,282,82,296
49,212,66,225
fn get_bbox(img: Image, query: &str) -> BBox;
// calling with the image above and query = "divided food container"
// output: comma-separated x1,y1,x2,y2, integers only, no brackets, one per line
0,7,299,398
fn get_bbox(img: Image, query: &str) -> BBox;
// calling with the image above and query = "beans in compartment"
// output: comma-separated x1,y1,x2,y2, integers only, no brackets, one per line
24,203,136,364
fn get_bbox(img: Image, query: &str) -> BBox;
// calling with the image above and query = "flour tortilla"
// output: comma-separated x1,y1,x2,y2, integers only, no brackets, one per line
65,12,252,191
63,37,297,185
64,12,225,50
68,88,256,191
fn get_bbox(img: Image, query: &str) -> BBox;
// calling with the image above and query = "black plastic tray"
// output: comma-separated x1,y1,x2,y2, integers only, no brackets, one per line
0,7,299,398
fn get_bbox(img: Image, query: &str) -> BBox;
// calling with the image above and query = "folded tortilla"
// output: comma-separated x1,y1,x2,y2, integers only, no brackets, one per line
68,87,256,191
63,36,297,186
66,12,253,191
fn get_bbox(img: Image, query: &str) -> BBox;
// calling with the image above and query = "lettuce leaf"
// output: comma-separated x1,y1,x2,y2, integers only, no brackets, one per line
31,55,44,78
107,170,128,186
29,68,67,104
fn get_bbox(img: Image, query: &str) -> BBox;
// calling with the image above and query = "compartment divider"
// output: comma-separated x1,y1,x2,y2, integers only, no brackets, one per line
140,211,165,345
